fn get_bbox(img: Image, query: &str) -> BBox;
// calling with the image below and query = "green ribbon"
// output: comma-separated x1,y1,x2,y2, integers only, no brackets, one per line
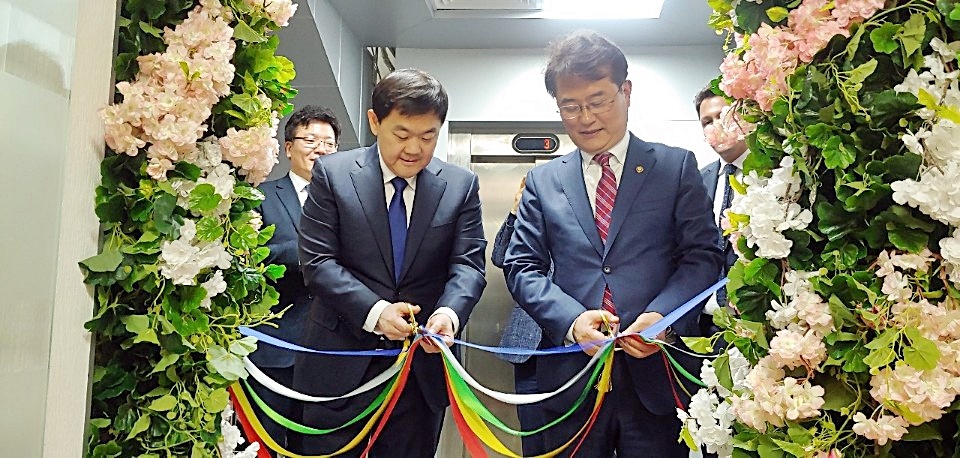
240,374,397,435
441,343,614,437
658,342,706,388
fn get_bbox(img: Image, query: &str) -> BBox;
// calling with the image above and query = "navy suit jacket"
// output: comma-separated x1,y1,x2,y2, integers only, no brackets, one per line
295,145,487,420
250,175,311,369
701,160,739,276
505,134,721,416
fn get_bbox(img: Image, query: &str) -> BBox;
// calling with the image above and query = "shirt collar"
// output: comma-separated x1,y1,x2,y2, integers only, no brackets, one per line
289,171,310,193
580,131,630,167
378,146,418,191
718,150,750,175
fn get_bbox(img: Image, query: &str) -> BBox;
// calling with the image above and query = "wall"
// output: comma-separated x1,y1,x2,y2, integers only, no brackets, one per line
0,0,112,455
397,46,724,167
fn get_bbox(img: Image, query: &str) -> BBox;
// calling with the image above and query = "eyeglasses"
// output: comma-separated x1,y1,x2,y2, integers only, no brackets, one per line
293,137,338,150
557,87,623,120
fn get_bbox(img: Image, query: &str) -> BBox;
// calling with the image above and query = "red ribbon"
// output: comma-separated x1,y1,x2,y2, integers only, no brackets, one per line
230,386,273,458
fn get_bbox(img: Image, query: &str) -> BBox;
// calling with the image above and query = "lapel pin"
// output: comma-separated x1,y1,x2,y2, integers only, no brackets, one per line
636,165,644,173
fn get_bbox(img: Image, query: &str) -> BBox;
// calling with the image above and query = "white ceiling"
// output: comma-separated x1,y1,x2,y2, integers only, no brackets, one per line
324,0,723,49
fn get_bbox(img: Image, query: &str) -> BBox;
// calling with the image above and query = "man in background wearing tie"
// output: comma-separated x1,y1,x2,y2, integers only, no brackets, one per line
293,68,486,457
694,85,750,337
504,30,721,457
250,105,341,455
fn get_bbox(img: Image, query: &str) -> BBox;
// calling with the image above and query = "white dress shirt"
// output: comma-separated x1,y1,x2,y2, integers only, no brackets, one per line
704,151,748,315
566,132,630,343
362,151,461,335
289,171,310,207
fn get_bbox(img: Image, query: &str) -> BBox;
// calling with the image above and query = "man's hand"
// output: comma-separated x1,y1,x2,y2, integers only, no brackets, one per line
618,311,665,359
421,313,455,354
572,310,619,356
375,302,421,341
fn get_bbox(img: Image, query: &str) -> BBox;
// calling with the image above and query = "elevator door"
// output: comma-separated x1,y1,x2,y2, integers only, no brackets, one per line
437,131,571,457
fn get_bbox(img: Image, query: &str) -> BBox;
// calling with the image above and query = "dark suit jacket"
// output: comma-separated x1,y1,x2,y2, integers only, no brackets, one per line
296,145,487,421
700,160,739,277
250,175,311,369
505,134,721,416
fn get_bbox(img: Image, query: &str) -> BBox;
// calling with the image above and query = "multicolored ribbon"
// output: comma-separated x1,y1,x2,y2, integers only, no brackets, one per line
229,339,420,457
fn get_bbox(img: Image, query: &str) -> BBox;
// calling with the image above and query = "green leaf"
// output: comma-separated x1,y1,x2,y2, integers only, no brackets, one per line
229,224,259,251
138,21,162,38
898,13,926,58
766,6,789,22
229,336,259,357
902,422,942,441
863,346,896,369
870,23,900,54
888,227,928,252
771,438,807,457
258,224,277,245
153,193,178,235
786,425,813,445
846,59,877,86
147,394,178,411
188,183,222,214
233,18,266,43
203,388,230,413
827,295,856,327
819,376,858,411
195,216,225,242
207,345,247,381
822,136,857,170
903,328,941,370
234,185,265,201
125,414,150,440
681,336,715,354
80,248,123,273
149,352,180,375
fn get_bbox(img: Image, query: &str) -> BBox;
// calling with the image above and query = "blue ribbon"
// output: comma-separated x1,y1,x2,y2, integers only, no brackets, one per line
239,278,727,357
237,327,402,356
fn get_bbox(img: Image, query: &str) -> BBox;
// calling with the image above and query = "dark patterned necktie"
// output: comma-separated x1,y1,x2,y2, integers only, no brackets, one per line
388,177,407,283
593,152,617,315
716,163,737,307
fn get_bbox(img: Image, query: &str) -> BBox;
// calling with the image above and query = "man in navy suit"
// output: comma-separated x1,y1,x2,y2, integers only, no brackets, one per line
249,105,341,455
293,69,486,457
694,85,749,337
504,31,721,457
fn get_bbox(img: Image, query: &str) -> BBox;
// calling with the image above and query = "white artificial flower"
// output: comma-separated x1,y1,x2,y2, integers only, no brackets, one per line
200,270,227,309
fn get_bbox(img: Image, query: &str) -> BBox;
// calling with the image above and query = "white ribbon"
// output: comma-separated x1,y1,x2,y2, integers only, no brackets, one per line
242,354,404,402
435,337,613,405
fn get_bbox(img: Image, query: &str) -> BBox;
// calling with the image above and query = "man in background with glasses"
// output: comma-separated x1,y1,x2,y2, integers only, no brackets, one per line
504,30,721,457
248,105,342,456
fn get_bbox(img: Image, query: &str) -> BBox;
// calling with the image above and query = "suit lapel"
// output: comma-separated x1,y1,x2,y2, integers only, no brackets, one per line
275,175,302,234
351,145,395,279
559,152,603,256
401,160,446,283
702,160,720,201
605,135,656,256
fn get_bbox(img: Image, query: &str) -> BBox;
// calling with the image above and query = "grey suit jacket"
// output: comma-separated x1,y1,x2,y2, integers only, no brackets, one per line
295,144,487,420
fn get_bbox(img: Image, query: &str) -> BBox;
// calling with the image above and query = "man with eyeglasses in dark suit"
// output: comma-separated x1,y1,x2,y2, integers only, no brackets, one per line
249,105,342,456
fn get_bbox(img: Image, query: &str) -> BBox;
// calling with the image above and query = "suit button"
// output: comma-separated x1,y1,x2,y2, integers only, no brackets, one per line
602,266,612,274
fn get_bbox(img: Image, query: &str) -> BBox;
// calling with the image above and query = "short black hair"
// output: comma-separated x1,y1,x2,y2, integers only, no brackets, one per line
283,105,341,144
544,30,628,98
371,68,448,123
694,83,722,116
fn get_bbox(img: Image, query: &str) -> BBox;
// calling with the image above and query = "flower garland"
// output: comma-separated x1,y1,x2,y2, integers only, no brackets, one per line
80,0,297,456
681,0,960,456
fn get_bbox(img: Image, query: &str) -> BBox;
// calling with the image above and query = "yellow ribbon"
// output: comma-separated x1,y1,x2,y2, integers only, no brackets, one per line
230,340,411,458
446,343,616,457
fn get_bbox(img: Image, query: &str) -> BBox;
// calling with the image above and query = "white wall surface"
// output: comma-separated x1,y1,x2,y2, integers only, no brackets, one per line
397,45,724,167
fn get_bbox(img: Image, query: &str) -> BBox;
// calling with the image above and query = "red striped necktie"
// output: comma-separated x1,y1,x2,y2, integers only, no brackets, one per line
593,152,617,315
